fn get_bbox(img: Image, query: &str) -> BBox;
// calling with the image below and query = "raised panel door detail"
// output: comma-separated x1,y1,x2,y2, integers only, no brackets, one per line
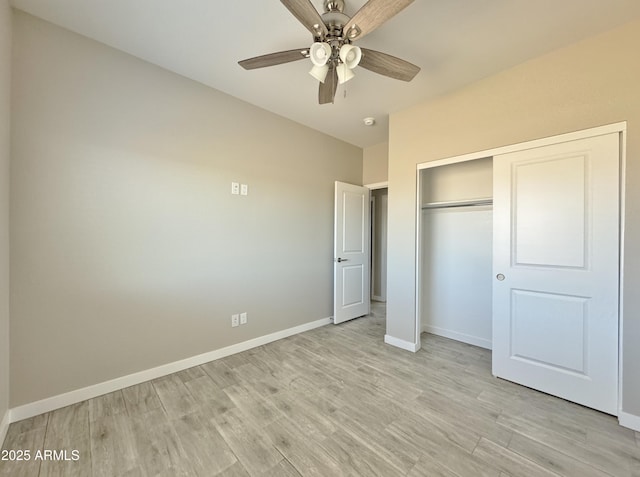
513,154,588,269
342,265,365,307
510,290,588,375
343,191,365,253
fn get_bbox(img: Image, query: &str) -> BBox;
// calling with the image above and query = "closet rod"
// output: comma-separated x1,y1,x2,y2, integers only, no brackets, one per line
421,197,493,210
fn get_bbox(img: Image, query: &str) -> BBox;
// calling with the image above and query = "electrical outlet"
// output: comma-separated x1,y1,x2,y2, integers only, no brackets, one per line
240,312,247,325
231,314,239,327
231,182,240,195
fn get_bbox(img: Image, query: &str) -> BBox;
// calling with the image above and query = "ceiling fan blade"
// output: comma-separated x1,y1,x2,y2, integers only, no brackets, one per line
280,0,328,37
344,0,414,40
238,48,309,70
319,64,338,104
359,48,420,81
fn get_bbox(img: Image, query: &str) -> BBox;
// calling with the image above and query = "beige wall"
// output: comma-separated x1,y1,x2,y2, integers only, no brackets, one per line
363,142,388,185
0,0,11,428
387,17,640,418
10,11,362,406
421,157,492,204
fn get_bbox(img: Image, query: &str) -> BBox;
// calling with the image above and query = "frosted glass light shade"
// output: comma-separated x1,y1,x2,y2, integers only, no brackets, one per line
309,63,330,83
336,63,355,84
310,42,332,67
339,44,362,69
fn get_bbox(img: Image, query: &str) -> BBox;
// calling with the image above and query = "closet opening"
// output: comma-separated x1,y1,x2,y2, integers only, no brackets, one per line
414,123,626,416
417,157,493,349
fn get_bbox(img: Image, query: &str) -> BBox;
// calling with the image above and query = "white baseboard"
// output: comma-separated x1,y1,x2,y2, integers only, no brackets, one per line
422,325,492,350
384,334,420,353
619,411,640,432
0,409,10,447
10,317,332,423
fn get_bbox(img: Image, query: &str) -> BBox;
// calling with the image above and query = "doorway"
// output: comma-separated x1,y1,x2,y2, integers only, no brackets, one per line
370,187,388,302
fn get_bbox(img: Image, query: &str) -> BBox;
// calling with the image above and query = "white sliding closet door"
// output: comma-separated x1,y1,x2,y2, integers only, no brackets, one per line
492,133,620,414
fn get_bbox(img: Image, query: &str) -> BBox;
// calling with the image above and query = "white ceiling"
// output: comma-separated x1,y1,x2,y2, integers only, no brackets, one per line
10,0,640,147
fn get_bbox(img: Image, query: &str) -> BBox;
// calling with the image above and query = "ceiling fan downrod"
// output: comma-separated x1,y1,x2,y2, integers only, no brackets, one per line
324,0,345,13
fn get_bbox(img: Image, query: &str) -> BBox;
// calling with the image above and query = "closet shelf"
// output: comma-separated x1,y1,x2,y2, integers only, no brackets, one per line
421,197,493,210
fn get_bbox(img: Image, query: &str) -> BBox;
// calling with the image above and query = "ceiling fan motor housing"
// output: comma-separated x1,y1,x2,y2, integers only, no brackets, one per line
319,0,354,63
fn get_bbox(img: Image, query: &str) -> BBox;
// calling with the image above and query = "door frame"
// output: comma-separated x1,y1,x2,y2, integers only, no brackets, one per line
415,122,627,415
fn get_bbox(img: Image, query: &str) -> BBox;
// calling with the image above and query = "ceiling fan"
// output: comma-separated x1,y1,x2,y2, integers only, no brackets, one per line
238,0,420,105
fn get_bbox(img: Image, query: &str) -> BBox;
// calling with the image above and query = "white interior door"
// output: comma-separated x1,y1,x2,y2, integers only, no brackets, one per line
493,133,620,414
334,181,370,324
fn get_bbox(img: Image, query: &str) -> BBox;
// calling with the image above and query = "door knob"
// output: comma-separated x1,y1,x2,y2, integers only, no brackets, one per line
336,258,348,263
496,273,505,281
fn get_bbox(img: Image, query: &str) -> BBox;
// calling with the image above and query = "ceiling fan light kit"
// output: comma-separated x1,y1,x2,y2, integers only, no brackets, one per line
238,0,421,104
309,63,330,83
339,44,362,68
336,61,355,84
308,42,332,82
310,42,332,66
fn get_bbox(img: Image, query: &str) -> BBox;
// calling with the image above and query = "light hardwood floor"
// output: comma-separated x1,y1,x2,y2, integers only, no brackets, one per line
2,303,639,476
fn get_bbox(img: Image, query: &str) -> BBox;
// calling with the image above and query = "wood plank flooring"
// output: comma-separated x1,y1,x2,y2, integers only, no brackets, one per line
2,303,639,476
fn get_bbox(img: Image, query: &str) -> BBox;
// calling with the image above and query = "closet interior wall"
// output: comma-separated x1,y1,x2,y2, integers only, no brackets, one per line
420,157,494,349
